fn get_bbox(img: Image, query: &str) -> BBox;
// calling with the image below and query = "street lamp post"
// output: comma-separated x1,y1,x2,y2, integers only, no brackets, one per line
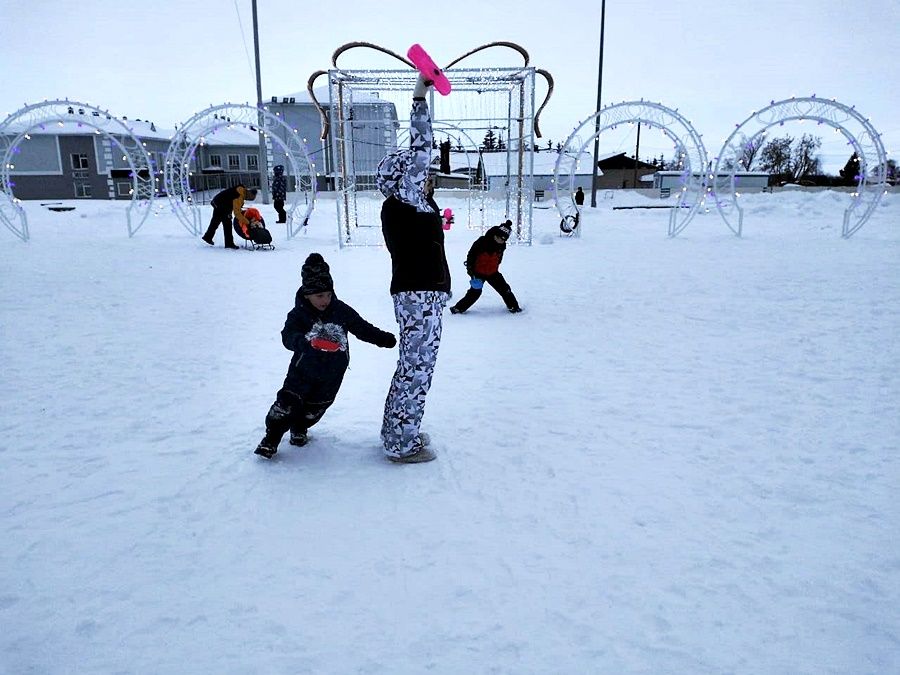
251,0,270,204
590,0,606,207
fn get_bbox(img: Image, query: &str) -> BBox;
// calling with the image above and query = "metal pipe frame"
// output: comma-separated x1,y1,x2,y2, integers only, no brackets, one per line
325,66,537,247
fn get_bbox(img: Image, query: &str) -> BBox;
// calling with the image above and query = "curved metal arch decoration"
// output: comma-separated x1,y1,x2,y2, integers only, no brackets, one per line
164,103,317,239
713,96,888,238
553,101,708,237
0,99,156,241
308,41,553,140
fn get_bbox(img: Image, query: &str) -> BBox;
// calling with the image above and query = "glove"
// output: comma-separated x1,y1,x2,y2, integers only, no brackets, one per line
413,74,432,99
378,332,397,348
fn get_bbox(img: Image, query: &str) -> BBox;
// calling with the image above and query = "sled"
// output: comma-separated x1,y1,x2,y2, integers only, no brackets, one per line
407,44,451,96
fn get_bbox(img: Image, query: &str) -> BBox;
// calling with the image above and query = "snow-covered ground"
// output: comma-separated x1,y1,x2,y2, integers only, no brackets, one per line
1,190,898,674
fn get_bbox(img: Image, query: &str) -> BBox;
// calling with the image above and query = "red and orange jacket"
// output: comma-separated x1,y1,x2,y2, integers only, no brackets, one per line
465,225,508,278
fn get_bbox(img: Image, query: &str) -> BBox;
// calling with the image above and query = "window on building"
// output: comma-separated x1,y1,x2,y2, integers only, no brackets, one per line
74,183,92,198
117,182,132,196
71,153,89,170
247,154,259,171
228,154,241,170
209,154,222,167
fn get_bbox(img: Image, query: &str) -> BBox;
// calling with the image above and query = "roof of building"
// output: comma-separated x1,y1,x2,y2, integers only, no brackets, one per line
268,86,386,105
4,112,266,146
4,115,173,141
597,152,657,171
479,150,600,177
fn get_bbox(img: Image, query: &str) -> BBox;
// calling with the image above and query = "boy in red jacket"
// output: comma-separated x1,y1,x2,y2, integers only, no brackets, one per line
449,220,522,314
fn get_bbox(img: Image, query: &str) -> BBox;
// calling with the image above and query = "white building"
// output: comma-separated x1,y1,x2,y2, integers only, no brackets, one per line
653,170,769,197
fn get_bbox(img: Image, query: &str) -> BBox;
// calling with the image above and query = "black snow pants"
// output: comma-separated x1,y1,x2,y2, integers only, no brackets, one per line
452,272,519,313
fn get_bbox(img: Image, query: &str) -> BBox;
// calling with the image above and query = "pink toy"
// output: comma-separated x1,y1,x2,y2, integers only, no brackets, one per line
442,208,453,230
407,44,452,96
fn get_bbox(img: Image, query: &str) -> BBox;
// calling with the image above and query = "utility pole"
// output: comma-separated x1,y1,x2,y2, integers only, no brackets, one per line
590,0,606,207
251,0,270,204
632,122,641,188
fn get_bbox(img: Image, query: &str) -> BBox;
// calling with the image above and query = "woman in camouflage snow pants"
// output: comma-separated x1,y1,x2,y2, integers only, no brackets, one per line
376,74,451,462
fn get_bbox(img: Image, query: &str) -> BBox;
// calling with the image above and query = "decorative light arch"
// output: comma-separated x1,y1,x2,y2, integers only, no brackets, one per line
554,101,708,238
0,99,156,242
712,96,888,238
164,103,316,239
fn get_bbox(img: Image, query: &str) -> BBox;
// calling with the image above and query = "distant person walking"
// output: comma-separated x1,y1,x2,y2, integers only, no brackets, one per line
574,186,585,206
271,165,287,223
202,184,257,249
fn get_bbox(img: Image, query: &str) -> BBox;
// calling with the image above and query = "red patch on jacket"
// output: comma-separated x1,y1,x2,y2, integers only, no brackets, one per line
474,252,501,276
310,337,342,352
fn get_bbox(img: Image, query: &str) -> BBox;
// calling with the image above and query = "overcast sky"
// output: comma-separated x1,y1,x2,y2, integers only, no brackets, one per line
2,0,897,171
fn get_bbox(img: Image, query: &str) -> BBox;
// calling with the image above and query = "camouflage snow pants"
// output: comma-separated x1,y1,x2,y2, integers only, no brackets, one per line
381,291,449,458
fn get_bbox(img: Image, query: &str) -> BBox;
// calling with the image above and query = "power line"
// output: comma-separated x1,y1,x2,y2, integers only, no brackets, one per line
233,0,255,81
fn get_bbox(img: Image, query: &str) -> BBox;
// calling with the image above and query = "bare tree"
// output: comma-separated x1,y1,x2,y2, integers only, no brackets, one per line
790,134,822,180
738,132,767,170
759,136,793,175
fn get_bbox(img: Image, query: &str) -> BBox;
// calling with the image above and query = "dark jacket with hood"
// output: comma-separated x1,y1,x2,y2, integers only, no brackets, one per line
376,98,451,296
280,291,395,401
465,225,509,278
211,184,253,226
271,165,287,201
381,194,451,295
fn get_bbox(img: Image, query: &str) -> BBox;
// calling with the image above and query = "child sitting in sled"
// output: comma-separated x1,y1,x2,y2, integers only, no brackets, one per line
233,207,273,247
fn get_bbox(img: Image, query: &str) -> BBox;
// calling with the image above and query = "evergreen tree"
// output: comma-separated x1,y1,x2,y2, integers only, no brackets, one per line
482,129,496,151
839,152,861,185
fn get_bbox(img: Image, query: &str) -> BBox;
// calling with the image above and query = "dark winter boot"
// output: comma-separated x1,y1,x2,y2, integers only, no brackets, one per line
500,288,521,313
289,430,308,447
450,287,482,314
254,437,278,459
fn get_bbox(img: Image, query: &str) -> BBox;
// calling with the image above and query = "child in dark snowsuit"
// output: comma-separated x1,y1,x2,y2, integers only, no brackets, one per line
449,220,522,314
254,253,397,459
271,165,287,223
